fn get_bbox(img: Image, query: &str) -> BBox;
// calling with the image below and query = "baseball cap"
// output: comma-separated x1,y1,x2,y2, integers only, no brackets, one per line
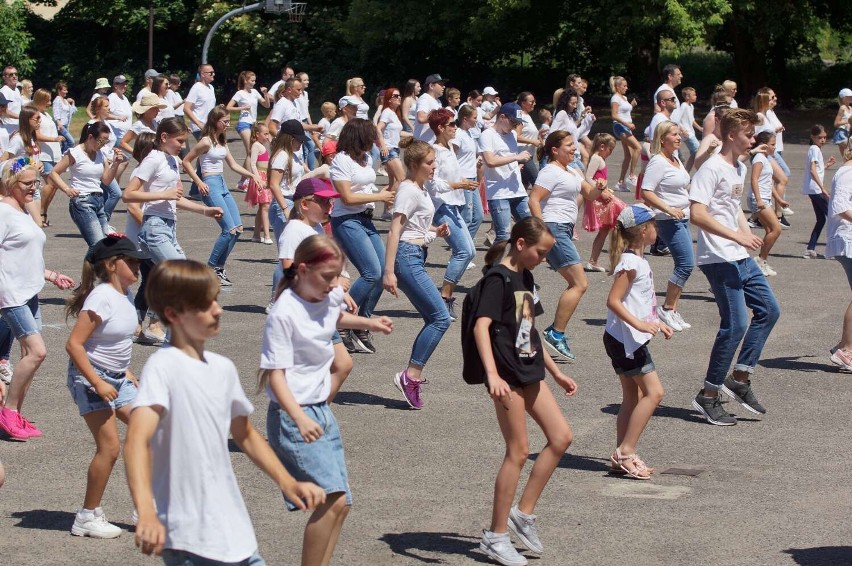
0,93,10,106
321,140,337,157
294,178,341,200
85,234,147,264
144,68,159,80
617,204,655,229
482,86,498,96
500,102,524,123
338,95,360,110
424,74,447,87
113,75,128,84
840,88,852,98
279,119,308,144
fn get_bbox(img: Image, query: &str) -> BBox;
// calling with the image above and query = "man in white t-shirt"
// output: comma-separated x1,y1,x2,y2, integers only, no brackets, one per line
414,74,446,143
646,89,677,143
183,64,216,140
135,68,159,104
480,102,532,242
268,66,295,104
0,66,22,135
267,78,323,141
296,72,320,170
689,108,780,426
653,64,682,113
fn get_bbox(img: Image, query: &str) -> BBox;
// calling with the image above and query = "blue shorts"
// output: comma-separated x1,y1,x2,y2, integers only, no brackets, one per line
0,295,41,339
683,135,699,155
603,331,655,378
332,329,342,345
834,128,850,145
40,161,54,177
613,122,632,139
161,549,266,566
267,401,352,511
380,147,400,165
236,121,253,134
67,361,138,416
544,222,581,270
748,193,773,213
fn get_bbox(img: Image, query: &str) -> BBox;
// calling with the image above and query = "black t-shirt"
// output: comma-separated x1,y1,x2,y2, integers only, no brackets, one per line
474,265,545,387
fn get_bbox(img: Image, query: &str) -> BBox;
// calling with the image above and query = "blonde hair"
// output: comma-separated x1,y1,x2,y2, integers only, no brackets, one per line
346,77,364,96
650,121,680,155
591,132,616,156
609,220,655,273
1,157,39,196
609,76,626,95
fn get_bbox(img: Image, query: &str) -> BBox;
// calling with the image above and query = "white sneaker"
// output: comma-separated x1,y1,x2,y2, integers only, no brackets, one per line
672,311,691,329
584,262,606,272
262,237,274,245
782,206,794,216
802,249,818,259
484,230,496,247
466,262,476,271
626,175,638,189
656,306,683,331
757,258,777,276
615,180,630,192
508,505,543,554
480,530,528,566
265,301,274,314
71,508,122,539
0,360,12,385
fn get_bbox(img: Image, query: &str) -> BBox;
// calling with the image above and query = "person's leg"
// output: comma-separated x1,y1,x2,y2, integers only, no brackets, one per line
615,373,638,448
489,386,529,534
464,180,484,242
627,136,641,178
757,208,782,260
68,194,108,248
773,151,791,177
81,409,122,510
332,215,384,318
684,135,699,172
508,195,531,223
589,228,609,267
435,205,474,297
552,263,588,332
836,257,852,352
487,198,512,243
328,341,353,402
618,137,631,183
732,258,780,380
302,493,349,566
101,180,122,220
138,217,186,263
303,136,318,171
59,125,75,152
385,157,404,195
202,175,242,268
657,219,694,311
617,371,664,457
807,194,829,251
1,297,46,413
269,200,290,299
700,262,749,396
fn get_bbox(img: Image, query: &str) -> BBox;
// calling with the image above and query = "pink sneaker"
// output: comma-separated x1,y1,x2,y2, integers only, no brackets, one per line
831,348,852,371
393,371,425,410
0,408,31,441
19,413,41,438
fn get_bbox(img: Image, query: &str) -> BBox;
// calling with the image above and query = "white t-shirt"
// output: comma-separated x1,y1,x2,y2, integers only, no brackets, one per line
38,112,61,162
689,153,750,265
261,286,345,405
533,163,582,224
317,117,331,144
270,149,304,198
802,145,825,195
108,93,133,132
133,149,181,220
0,128,9,155
653,84,679,110
751,153,773,201
353,96,369,120
325,117,346,140
330,152,378,216
675,102,696,138
135,87,151,104
134,347,257,562
763,109,784,151
185,82,216,132
826,165,852,258
198,143,227,176
53,95,76,129
269,97,300,125
480,127,524,200
605,252,658,356
394,179,436,241
453,128,478,179
0,202,46,308
1,85,22,134
426,144,465,207
69,145,107,194
230,89,263,124
269,80,285,101
414,94,442,142
278,220,323,260
646,113,671,143
611,94,633,124
156,97,175,123
81,284,137,372
641,154,691,219
165,89,184,117
6,134,36,159
297,91,310,122
519,113,538,156
379,108,402,148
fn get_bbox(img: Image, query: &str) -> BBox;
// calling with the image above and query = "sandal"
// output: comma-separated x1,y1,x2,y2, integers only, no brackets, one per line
632,454,654,475
40,213,50,227
610,448,651,480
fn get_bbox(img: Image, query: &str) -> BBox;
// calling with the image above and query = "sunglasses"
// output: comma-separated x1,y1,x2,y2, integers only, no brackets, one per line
662,96,677,102
390,93,401,98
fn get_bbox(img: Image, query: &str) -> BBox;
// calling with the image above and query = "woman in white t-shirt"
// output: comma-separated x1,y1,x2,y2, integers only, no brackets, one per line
454,105,484,241
753,87,790,177
330,118,395,354
31,88,66,227
802,125,838,258
747,131,788,276
53,80,77,152
517,92,543,187
0,159,75,441
49,122,126,247
226,71,270,163
529,130,604,361
346,78,382,168
400,79,421,133
1,106,44,226
377,87,408,196
826,148,852,370
65,235,145,539
609,76,640,191
639,121,695,330
122,118,223,263
182,106,262,286
383,138,451,409
151,76,175,124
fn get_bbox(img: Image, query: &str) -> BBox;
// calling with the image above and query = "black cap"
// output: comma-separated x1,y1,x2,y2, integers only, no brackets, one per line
85,234,147,263
424,74,447,86
279,119,308,144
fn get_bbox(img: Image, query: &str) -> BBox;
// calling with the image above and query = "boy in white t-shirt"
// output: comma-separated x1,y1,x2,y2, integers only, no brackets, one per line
689,108,780,426
125,259,325,564
676,87,701,171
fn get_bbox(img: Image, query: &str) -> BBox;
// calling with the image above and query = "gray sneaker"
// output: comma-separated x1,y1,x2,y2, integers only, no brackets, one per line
508,505,543,554
443,297,457,322
480,530,528,566
721,376,766,414
692,391,737,425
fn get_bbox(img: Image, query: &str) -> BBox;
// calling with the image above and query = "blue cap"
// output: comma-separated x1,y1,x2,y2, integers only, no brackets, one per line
500,102,524,122
617,204,654,229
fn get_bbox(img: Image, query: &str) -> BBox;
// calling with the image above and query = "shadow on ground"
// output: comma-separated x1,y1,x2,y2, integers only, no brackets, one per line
758,355,840,373
10,509,132,532
600,403,761,423
379,531,490,564
783,546,852,565
333,391,410,410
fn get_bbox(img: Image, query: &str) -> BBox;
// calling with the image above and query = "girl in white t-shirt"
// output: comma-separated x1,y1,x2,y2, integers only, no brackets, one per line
260,235,392,565
748,132,787,275
0,106,44,226
455,105,484,241
826,149,852,370
608,76,640,191
605,204,672,480
803,125,838,258
65,235,145,539
377,87,408,197
583,133,625,272
383,138,451,409
226,71,271,159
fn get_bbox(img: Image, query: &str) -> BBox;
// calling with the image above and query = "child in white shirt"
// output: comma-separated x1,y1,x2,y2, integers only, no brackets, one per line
802,124,838,257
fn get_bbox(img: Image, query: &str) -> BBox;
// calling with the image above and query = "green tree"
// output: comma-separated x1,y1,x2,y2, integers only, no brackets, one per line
0,0,36,75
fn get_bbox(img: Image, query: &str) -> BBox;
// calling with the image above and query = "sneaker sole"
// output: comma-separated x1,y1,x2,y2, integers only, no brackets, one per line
70,525,122,539
507,518,543,555
691,399,737,426
479,542,528,566
542,338,575,362
721,385,765,415
829,352,852,372
393,373,421,410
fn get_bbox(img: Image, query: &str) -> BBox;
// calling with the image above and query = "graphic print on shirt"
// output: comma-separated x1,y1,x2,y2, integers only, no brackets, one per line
514,290,537,357
730,181,744,200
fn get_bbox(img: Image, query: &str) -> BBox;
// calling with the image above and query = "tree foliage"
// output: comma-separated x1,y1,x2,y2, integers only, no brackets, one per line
0,1,36,75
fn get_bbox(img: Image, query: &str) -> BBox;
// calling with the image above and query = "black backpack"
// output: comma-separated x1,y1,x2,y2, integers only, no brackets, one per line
460,267,512,385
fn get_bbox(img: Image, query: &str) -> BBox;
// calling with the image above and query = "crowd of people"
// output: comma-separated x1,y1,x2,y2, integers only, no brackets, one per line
0,59,851,566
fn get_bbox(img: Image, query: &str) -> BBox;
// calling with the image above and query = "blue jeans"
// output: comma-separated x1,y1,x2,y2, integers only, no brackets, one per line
772,151,791,177
462,180,484,241
58,126,76,154
201,174,242,268
807,193,829,251
656,218,695,288
101,180,121,220
520,156,540,189
487,196,531,243
188,131,203,198
69,192,109,247
395,242,451,367
303,134,318,170
699,258,780,390
331,212,385,318
269,199,294,299
161,549,266,566
139,216,186,262
433,203,474,284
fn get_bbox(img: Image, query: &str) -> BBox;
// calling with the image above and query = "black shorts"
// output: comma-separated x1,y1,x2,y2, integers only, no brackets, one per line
603,331,655,378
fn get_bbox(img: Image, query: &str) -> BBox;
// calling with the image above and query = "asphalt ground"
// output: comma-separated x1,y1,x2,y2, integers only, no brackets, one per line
1,139,851,566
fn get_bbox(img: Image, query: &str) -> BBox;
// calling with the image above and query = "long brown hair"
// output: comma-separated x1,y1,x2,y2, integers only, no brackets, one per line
483,216,552,272
200,104,228,146
268,132,296,183
16,105,41,154
66,256,118,320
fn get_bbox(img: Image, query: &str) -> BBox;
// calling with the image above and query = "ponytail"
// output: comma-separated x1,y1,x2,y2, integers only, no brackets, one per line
66,258,112,320
608,222,651,273
483,217,552,274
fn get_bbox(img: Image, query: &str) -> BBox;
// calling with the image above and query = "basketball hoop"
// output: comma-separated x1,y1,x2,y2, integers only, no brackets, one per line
287,2,306,22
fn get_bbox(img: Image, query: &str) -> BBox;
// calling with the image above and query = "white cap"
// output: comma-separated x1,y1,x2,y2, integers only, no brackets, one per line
840,88,852,99
482,86,498,96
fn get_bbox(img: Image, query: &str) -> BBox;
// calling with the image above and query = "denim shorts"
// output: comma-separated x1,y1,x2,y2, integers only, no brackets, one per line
683,135,699,155
40,160,54,176
747,193,773,214
613,122,633,139
603,331,655,378
267,401,352,511
331,329,342,345
67,360,138,416
236,121,253,134
380,147,400,165
834,128,850,145
544,222,581,270
161,549,266,566
0,295,41,339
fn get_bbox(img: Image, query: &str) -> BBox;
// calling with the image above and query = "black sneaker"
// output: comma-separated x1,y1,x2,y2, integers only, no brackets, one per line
779,216,791,229
340,330,360,354
213,267,232,287
443,297,457,322
721,376,766,414
352,330,376,354
650,245,671,256
692,391,737,425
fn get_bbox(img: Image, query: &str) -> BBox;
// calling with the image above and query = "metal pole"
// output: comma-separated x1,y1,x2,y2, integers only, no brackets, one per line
148,0,154,69
201,2,264,64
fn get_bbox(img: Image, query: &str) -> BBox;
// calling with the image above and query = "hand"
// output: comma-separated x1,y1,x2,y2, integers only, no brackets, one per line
777,197,790,208
552,371,578,396
822,192,830,201
709,139,721,150
53,273,76,290
827,156,837,168
636,321,661,336
134,513,166,556
667,207,685,219
516,151,531,163
487,375,512,408
251,174,264,188
776,126,785,133
67,97,75,105
341,291,357,312
383,272,398,297
65,186,80,198
295,413,323,443
737,232,763,250
660,323,674,339
464,180,479,191
630,98,638,107
113,148,127,163
93,380,118,401
126,369,139,388
434,223,451,238
600,189,612,203
282,481,326,511
752,144,769,155
380,145,389,157
378,189,395,205
204,207,224,220
260,87,268,95
368,315,394,335
197,181,209,196
628,122,636,130
165,184,184,201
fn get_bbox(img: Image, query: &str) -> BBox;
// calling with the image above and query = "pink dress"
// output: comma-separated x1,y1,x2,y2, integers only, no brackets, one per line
245,150,271,206
583,164,626,232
